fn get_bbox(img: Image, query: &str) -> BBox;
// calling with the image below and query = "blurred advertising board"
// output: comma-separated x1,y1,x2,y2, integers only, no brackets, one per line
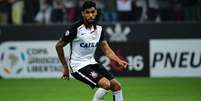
0,41,70,78
150,39,201,77
0,40,149,78
96,41,149,77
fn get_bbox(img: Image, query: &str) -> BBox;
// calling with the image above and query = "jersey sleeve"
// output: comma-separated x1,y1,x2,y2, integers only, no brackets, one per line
61,26,77,45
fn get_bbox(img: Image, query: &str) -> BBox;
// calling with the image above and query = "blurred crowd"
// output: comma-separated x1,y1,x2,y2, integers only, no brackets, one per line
0,0,201,25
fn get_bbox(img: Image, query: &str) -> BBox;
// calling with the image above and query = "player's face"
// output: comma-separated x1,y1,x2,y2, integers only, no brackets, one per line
82,7,97,24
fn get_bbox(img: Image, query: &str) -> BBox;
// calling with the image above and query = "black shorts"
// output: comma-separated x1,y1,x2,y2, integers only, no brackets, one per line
71,64,114,89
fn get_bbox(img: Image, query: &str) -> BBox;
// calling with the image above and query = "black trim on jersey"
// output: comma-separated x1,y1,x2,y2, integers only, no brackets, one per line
99,27,105,42
96,26,105,49
61,19,84,45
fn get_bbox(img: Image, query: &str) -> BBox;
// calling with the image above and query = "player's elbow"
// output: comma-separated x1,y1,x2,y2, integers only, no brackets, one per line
55,42,64,50
104,49,113,57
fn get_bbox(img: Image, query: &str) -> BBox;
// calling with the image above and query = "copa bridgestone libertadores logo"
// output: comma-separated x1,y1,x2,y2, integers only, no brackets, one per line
0,41,66,78
0,46,27,76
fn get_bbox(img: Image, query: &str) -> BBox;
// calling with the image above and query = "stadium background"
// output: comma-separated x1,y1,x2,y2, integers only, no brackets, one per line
0,0,201,101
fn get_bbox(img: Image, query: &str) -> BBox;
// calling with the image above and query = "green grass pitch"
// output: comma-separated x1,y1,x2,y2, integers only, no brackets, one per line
0,77,201,101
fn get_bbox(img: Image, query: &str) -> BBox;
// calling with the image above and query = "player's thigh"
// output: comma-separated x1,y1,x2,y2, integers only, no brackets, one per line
93,64,114,81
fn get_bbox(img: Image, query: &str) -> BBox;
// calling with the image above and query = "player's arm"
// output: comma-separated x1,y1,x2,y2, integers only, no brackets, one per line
55,39,68,68
55,39,69,80
56,27,76,80
100,40,128,69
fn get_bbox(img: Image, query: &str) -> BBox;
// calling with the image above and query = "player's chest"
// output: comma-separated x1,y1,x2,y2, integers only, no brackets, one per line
76,28,101,42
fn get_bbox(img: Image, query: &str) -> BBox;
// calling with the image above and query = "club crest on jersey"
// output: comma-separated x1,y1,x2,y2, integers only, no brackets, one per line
65,30,70,36
90,71,98,78
80,42,98,48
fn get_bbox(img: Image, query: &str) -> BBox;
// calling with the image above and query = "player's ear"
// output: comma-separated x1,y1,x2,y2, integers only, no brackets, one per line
81,11,84,17
94,9,97,15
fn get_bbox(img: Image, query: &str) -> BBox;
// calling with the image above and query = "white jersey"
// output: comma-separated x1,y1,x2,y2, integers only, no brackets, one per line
61,20,105,72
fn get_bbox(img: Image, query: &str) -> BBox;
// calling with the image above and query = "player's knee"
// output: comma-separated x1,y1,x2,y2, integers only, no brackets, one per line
98,78,111,90
113,82,122,91
110,79,122,91
103,81,111,90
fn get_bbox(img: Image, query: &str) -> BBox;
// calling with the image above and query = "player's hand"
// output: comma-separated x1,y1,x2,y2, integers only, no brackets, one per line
61,66,69,80
117,59,128,70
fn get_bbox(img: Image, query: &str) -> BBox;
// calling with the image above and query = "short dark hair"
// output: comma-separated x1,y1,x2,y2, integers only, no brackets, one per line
82,1,96,11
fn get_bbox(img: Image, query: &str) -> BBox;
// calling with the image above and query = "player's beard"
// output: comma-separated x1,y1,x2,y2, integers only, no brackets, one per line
84,17,97,28
87,17,96,25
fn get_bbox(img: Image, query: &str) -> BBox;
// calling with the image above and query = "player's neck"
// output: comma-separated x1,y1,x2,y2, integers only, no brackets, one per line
83,19,96,30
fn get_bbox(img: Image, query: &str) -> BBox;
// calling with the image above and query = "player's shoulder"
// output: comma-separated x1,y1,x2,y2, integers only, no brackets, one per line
69,19,84,29
96,23,103,28
96,23,103,31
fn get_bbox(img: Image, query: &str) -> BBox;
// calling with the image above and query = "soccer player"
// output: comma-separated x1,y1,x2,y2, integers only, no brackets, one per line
55,1,128,101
